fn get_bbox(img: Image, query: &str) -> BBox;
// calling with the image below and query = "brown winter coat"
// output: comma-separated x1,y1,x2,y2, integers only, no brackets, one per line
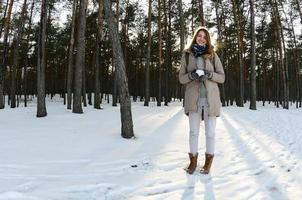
178,50,225,116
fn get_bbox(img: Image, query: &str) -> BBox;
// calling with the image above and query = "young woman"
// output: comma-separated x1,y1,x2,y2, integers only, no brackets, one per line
179,27,225,174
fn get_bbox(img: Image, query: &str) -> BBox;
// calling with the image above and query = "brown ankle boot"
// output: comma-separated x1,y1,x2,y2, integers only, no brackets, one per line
185,153,198,174
200,153,214,174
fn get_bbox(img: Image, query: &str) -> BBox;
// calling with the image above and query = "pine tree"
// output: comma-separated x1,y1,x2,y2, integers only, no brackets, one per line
73,0,87,114
249,0,256,110
0,0,14,109
37,0,47,117
103,0,134,138
67,0,77,110
144,0,152,107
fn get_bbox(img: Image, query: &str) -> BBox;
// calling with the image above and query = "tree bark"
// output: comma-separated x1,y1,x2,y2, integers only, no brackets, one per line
112,0,119,107
144,0,152,106
122,0,129,76
164,0,172,106
163,0,168,106
259,17,266,106
270,0,288,108
10,0,27,108
67,0,77,110
289,5,300,108
73,0,87,113
23,0,35,107
231,0,244,107
178,0,184,51
94,0,104,109
249,0,256,110
0,0,13,109
198,0,204,26
37,0,47,117
82,59,87,107
214,0,226,107
177,0,185,106
157,0,162,106
278,1,289,109
103,0,134,138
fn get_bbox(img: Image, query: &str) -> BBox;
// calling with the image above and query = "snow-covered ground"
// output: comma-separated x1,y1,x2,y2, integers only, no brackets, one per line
0,96,301,200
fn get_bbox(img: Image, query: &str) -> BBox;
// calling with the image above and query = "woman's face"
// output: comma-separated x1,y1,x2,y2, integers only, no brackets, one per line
195,30,207,46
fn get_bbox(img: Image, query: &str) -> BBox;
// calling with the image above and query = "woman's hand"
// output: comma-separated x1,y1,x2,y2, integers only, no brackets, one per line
189,69,199,80
198,69,213,81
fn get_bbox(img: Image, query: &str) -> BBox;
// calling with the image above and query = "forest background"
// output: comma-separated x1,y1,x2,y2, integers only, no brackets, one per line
0,0,301,115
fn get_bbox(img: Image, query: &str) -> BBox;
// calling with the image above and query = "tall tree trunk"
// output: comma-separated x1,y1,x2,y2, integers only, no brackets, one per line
157,0,162,106
178,0,184,51
23,0,35,107
94,0,104,109
273,43,280,107
46,2,55,99
278,1,289,109
231,0,244,107
259,16,266,106
122,0,129,76
249,0,256,110
37,0,47,117
168,0,172,103
197,0,204,26
271,2,281,107
82,59,87,107
67,0,77,109
214,0,226,106
82,2,87,109
0,0,13,109
270,0,288,108
289,5,300,108
163,0,168,106
10,0,27,108
103,0,134,138
177,0,185,106
73,0,87,113
164,0,172,106
112,0,119,107
144,0,152,107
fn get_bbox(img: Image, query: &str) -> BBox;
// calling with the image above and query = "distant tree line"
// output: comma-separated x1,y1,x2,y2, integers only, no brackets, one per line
0,0,301,113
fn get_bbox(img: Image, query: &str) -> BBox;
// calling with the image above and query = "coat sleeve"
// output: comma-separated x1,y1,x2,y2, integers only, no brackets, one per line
179,52,193,85
210,53,225,84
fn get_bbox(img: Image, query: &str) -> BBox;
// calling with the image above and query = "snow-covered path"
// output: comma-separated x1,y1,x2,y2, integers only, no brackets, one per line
0,100,301,200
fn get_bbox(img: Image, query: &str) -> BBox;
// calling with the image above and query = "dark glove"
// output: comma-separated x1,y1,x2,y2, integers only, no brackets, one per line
198,75,207,82
189,69,199,80
198,69,213,82
204,69,213,79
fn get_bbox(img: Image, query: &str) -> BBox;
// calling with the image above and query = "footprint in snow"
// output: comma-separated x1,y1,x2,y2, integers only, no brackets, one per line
254,169,264,176
267,185,279,192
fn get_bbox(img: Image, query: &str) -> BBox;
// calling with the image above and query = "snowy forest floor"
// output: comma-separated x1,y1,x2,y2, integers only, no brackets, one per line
0,96,301,200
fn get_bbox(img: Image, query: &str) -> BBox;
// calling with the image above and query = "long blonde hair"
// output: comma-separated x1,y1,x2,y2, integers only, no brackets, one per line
185,27,214,59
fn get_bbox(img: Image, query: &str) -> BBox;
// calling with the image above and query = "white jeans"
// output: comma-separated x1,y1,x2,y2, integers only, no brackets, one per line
188,112,216,155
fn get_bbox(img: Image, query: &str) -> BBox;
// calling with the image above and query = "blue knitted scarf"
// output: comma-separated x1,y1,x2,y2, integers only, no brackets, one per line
192,44,207,57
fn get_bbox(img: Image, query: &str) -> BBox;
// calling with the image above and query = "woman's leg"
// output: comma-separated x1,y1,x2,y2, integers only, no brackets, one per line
188,112,201,155
200,115,216,174
204,116,216,155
